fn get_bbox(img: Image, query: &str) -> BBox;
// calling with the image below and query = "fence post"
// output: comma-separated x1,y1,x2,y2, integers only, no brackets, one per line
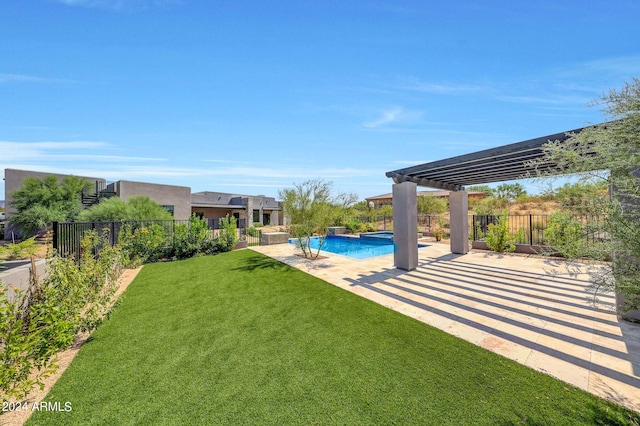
529,214,533,246
472,215,476,240
52,221,58,252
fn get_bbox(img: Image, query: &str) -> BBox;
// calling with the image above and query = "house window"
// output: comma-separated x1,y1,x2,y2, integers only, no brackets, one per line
161,205,175,216
253,209,260,224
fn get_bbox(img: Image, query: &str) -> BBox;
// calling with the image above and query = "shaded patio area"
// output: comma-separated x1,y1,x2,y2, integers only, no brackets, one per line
250,242,640,412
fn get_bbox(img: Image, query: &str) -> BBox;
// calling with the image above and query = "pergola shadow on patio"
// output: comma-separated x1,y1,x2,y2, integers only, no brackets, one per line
250,243,640,413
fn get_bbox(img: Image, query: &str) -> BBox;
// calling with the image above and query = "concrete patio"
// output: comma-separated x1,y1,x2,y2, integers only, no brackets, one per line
250,241,640,413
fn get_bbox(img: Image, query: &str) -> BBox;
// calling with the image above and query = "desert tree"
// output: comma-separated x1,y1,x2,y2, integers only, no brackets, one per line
10,175,93,237
530,78,640,314
77,195,173,222
494,183,527,202
417,195,447,215
279,179,357,259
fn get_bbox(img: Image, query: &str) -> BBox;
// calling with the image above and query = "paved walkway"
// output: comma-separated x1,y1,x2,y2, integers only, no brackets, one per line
251,242,640,412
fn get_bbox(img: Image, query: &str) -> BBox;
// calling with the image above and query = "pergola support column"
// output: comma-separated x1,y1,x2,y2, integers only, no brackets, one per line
392,181,418,271
449,190,469,254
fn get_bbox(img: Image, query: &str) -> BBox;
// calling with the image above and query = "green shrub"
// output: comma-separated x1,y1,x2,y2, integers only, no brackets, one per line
544,212,585,258
0,231,123,403
417,195,447,215
473,197,507,216
0,238,39,261
119,224,169,265
170,215,212,260
365,222,377,232
246,226,260,237
78,195,173,222
218,214,238,252
482,210,515,253
345,219,360,234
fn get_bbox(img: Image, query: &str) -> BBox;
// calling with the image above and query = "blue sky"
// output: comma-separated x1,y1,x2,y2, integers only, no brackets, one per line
1,0,639,201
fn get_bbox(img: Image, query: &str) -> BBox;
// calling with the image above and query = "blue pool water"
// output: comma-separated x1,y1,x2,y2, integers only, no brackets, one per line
360,231,393,240
289,234,425,259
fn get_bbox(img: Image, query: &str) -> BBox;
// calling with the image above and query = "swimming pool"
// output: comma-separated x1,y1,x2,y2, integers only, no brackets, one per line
289,234,425,259
360,231,393,240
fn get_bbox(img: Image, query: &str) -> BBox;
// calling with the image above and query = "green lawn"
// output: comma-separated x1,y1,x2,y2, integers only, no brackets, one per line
28,250,639,425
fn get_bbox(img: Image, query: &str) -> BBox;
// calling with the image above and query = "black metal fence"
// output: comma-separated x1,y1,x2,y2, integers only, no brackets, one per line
472,214,608,246
52,220,188,259
52,219,253,259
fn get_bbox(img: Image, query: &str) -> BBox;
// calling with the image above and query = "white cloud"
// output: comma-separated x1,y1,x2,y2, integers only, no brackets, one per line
52,0,183,11
496,93,591,105
0,74,76,85
0,162,380,182
363,108,403,128
394,76,484,94
0,141,110,162
581,55,640,78
362,107,423,128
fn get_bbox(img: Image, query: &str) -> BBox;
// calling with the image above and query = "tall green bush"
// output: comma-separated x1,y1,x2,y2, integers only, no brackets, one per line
171,215,212,259
0,231,123,403
78,195,173,222
218,214,238,252
417,195,447,215
544,212,586,258
473,196,507,215
119,223,169,265
481,210,515,253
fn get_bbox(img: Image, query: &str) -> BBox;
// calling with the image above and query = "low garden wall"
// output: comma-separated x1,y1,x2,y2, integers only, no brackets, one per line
260,232,289,245
0,259,47,302
327,226,346,235
471,241,549,255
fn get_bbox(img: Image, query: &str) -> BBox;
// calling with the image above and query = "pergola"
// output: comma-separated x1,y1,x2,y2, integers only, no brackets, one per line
385,125,588,271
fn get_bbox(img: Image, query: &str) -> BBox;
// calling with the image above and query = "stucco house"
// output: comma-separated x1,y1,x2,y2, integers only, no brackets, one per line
191,191,282,228
2,168,283,239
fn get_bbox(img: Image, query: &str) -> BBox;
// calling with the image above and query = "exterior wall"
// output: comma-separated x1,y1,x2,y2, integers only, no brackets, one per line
192,207,245,223
191,191,281,227
245,196,281,226
246,197,262,227
3,168,105,239
263,209,279,226
112,180,192,220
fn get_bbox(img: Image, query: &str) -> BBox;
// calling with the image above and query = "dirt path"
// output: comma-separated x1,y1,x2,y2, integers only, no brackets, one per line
1,266,144,426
